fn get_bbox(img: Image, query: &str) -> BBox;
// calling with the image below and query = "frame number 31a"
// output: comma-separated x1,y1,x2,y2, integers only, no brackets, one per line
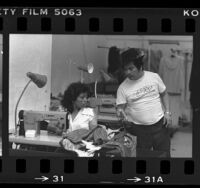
144,176,163,183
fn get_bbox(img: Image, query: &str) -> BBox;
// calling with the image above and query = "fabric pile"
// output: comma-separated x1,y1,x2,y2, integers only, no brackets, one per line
59,125,108,156
59,125,137,157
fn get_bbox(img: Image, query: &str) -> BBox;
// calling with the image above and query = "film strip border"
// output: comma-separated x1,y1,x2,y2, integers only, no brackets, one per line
0,8,199,184
0,16,196,33
0,8,198,33
0,17,197,33
0,158,197,183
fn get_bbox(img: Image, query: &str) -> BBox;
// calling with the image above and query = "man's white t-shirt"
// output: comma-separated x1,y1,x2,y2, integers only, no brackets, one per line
116,71,166,125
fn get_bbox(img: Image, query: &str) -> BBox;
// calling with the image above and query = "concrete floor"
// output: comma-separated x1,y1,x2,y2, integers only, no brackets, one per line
170,125,192,158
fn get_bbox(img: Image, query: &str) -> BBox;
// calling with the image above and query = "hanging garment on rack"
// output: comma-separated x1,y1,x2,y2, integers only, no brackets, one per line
150,50,163,73
159,56,184,94
108,46,122,74
143,50,163,73
180,54,193,123
184,54,193,102
159,56,184,127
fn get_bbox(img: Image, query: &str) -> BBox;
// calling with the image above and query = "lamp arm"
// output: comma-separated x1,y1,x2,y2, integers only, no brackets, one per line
14,79,32,135
95,80,98,98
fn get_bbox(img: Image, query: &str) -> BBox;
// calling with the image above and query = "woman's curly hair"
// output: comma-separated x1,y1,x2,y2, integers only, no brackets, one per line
61,82,90,113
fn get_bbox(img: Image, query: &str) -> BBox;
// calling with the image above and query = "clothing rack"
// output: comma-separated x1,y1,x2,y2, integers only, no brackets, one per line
149,40,180,45
97,45,110,49
97,45,132,54
147,40,180,71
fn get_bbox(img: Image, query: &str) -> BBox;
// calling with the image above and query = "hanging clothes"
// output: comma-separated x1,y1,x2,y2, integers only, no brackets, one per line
107,46,122,74
180,53,193,123
159,56,184,127
159,56,184,94
150,50,163,73
184,53,193,102
143,49,163,73
106,46,126,84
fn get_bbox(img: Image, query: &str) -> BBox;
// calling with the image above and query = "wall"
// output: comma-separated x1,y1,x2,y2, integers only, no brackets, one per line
51,35,108,97
9,35,52,131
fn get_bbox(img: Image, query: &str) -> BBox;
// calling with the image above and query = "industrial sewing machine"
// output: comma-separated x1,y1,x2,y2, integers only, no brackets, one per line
98,95,117,114
18,110,68,136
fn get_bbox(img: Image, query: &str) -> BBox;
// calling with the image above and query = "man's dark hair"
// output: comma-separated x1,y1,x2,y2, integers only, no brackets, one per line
121,48,144,70
61,82,90,113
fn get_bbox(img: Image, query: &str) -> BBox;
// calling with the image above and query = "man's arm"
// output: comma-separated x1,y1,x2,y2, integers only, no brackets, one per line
116,103,128,121
160,90,172,126
160,90,170,113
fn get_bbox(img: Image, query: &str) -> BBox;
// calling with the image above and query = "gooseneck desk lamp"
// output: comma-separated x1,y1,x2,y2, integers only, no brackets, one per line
77,63,94,83
14,72,47,135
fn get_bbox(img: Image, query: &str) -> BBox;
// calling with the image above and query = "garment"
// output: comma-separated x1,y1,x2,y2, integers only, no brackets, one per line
68,108,96,132
159,56,185,127
159,56,184,94
180,54,192,122
108,46,122,74
116,71,166,125
126,117,170,157
60,108,102,152
143,50,163,73
185,59,192,102
61,126,108,144
112,68,126,85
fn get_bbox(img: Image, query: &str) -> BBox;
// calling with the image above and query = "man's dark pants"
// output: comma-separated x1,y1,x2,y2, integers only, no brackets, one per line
126,117,171,157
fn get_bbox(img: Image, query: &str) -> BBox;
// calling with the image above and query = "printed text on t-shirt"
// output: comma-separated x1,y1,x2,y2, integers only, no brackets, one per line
127,85,157,102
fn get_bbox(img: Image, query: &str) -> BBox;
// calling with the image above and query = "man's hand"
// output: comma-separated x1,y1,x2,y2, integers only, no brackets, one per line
116,108,128,121
163,111,172,128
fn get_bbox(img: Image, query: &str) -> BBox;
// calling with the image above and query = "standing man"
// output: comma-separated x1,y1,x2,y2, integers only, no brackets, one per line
116,48,172,157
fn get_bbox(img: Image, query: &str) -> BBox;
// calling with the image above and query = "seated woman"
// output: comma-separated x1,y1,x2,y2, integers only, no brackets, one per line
61,82,97,132
59,82,98,151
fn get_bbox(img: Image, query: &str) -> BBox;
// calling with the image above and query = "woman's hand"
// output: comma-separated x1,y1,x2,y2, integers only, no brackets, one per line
163,111,172,128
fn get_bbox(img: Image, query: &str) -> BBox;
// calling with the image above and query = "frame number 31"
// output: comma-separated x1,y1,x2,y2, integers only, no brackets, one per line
52,175,64,183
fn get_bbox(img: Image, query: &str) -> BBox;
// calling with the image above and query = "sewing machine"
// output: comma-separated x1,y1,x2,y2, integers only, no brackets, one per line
97,95,117,114
20,110,68,135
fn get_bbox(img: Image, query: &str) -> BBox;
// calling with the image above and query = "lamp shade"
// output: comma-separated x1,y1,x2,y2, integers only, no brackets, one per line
26,72,47,88
77,63,94,74
87,63,94,74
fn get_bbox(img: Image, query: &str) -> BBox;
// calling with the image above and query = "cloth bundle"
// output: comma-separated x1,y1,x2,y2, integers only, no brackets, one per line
60,125,108,147
98,130,137,157
59,125,137,157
